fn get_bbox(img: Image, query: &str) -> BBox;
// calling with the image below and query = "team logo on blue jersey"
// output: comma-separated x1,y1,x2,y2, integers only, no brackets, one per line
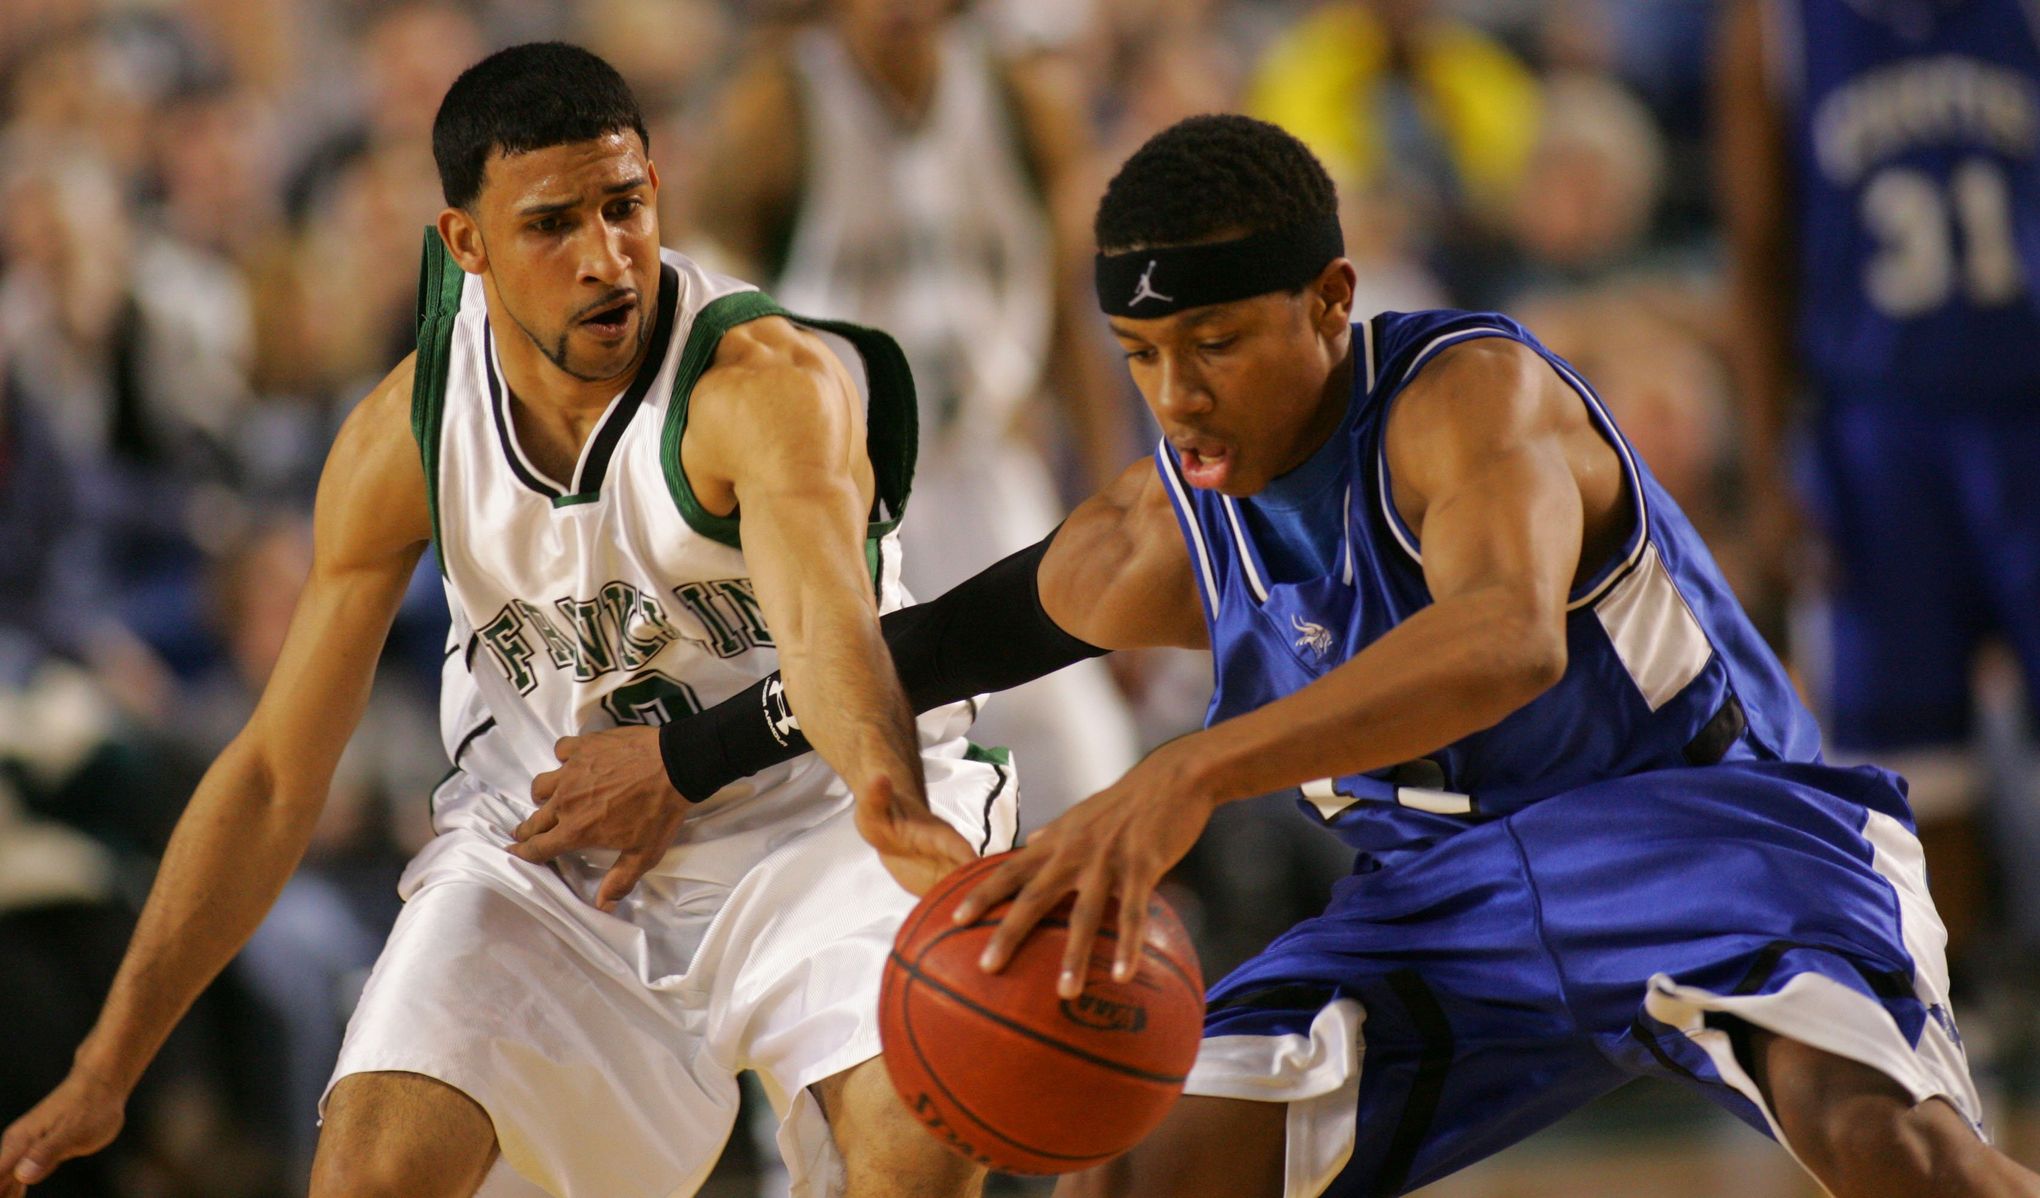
1292,614,1334,659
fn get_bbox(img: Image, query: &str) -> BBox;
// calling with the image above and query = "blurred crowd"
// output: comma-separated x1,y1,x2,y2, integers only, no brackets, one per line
0,0,2023,1195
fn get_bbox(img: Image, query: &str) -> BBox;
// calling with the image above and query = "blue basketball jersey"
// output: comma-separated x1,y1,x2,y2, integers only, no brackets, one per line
1156,310,1825,861
1778,0,2040,408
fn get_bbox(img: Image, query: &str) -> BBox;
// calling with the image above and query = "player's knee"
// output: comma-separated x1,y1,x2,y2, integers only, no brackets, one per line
311,1073,495,1198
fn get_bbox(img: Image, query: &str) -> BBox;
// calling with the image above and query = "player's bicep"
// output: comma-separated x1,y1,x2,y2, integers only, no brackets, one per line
1390,344,1583,620
1042,462,1206,650
710,341,877,651
244,369,432,792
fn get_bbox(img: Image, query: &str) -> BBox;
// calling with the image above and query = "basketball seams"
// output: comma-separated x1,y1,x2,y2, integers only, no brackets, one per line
899,981,1116,1170
881,853,1207,1174
910,915,1206,1006
888,951,1193,1087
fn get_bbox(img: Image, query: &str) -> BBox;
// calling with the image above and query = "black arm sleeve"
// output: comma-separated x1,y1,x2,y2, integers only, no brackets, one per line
658,529,1106,801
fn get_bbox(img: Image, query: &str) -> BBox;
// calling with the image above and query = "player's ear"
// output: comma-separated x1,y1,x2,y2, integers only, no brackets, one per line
1310,258,1358,336
438,207,487,275
645,156,661,200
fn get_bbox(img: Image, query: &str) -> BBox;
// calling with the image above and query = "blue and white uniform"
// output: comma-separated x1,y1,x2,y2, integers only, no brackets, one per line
1775,0,2040,756
1156,310,1981,1197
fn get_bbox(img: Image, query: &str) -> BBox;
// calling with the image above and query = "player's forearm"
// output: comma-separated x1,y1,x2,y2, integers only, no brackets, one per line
1177,587,1564,807
73,739,325,1094
776,595,928,803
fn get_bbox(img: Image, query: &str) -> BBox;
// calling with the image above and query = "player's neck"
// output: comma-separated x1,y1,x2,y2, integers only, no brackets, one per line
1279,349,1357,479
842,23,938,123
486,310,646,420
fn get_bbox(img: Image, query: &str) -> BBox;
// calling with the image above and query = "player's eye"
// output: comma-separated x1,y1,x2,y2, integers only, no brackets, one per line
1122,348,1157,364
606,197,643,221
531,216,567,235
1197,336,1236,354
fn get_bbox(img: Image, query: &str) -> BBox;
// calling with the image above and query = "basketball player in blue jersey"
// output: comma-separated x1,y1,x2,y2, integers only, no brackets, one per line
1719,0,2040,964
528,114,2040,1195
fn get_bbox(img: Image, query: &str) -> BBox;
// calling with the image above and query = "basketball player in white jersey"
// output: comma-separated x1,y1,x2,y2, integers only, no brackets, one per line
0,43,1011,1198
700,0,1141,816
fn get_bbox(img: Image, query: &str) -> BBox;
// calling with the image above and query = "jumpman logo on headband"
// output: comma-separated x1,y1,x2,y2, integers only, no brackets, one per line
1130,261,1174,308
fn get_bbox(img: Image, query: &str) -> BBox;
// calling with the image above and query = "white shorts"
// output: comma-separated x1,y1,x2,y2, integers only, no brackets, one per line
324,749,1018,1198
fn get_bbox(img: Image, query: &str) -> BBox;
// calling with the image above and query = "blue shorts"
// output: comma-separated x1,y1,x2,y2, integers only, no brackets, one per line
1804,401,2040,751
1182,762,1982,1197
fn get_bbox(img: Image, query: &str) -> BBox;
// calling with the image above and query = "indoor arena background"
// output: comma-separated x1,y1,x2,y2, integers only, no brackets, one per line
2,1,2036,1195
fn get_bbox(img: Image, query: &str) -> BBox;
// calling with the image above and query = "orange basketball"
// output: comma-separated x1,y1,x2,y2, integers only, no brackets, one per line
878,850,1207,1175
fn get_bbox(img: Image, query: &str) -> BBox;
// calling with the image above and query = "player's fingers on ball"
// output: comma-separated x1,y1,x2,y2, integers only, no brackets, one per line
1058,872,1111,998
953,849,1041,924
1111,880,1152,982
980,866,1074,973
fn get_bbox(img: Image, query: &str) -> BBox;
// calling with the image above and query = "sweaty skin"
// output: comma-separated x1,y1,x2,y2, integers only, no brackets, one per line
957,260,1630,995
0,129,967,1197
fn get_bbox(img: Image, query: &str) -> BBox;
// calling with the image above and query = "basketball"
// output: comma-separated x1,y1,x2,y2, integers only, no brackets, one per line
879,851,1207,1175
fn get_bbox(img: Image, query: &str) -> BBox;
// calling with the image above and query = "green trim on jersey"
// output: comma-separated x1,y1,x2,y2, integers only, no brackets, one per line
551,492,600,509
657,291,919,557
962,741,1013,769
412,229,465,574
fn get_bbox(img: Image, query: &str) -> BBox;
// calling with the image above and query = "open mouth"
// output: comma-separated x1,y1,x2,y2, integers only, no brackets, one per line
1173,436,1234,489
579,295,638,338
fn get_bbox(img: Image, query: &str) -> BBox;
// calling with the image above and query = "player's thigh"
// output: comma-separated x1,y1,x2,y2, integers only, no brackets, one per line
812,1056,985,1198
1053,1095,1284,1198
311,1070,496,1198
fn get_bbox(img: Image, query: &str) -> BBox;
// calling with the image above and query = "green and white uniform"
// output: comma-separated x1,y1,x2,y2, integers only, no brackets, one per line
325,236,1017,1198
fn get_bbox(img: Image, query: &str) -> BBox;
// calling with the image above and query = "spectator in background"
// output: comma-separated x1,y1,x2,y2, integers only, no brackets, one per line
699,0,1143,819
1247,0,1542,300
1499,71,1665,298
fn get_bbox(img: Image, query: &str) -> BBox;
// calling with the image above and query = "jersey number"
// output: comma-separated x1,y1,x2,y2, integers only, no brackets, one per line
1861,158,2025,318
602,669,703,727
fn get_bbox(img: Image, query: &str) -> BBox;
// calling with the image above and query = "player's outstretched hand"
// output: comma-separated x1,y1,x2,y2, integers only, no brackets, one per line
0,1067,125,1198
853,775,974,896
511,729,689,912
955,739,1216,999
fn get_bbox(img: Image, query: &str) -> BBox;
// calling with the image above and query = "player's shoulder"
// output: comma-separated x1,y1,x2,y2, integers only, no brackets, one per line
316,352,432,557
333,351,420,457
1387,322,1576,450
693,315,860,444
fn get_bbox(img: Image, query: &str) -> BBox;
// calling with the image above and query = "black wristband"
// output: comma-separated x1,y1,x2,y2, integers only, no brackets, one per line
658,679,795,803
658,529,1104,800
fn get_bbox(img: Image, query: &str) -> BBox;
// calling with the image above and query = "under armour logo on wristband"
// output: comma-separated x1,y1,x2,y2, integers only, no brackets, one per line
1130,261,1173,308
762,677,800,747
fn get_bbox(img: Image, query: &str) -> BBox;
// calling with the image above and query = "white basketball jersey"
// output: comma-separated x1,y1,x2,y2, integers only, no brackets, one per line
774,21,1053,444
411,236,932,864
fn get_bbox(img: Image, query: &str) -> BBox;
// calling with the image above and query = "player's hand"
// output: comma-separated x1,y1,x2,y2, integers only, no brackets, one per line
853,774,974,896
955,737,1216,999
0,1067,126,1198
511,729,688,912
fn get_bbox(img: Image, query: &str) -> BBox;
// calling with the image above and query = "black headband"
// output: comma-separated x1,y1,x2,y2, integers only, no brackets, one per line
1094,217,1345,318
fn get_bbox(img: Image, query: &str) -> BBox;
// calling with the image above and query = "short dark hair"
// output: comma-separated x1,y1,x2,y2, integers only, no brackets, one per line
1094,114,1338,254
431,42,651,209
